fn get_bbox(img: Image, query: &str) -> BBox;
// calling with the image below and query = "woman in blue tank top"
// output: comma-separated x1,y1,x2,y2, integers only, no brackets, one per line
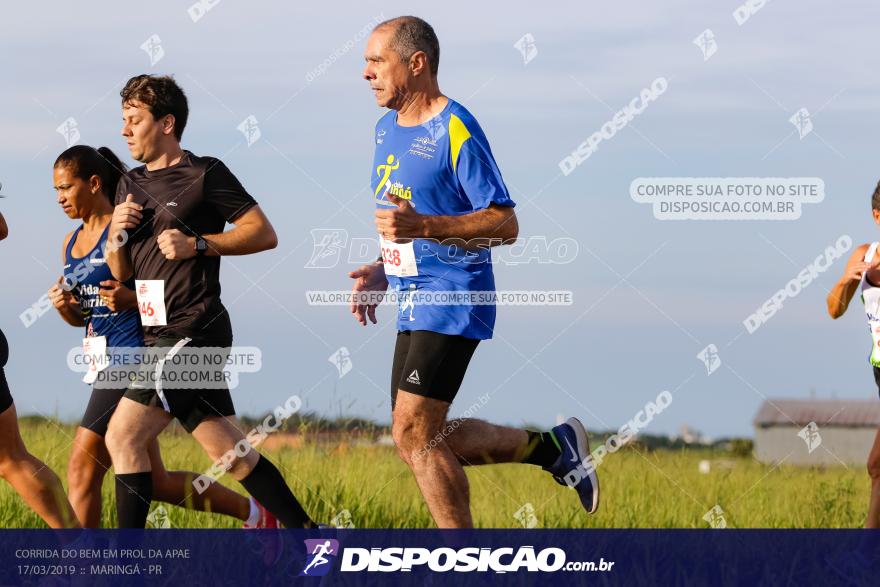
0,212,78,527
50,146,271,528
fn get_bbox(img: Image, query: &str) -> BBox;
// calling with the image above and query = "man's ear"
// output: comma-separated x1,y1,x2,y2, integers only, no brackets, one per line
162,114,176,136
409,50,428,77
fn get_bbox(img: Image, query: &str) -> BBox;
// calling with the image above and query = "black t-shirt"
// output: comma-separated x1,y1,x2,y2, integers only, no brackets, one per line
115,151,257,344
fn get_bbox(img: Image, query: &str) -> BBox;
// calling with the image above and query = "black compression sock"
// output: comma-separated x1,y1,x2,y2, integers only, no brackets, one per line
115,472,153,528
523,431,563,468
240,455,314,528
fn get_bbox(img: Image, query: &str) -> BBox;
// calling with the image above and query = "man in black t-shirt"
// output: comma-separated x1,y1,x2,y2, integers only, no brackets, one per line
115,154,254,344
105,74,317,529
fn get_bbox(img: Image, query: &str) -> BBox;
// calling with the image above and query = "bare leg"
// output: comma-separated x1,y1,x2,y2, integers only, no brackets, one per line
67,426,112,527
191,416,314,528
866,428,880,528
442,418,530,465
0,404,79,528
148,438,249,520
392,391,473,528
190,416,260,480
105,398,172,474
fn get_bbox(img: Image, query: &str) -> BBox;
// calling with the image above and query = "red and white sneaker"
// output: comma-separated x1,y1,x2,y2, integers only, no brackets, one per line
243,498,282,529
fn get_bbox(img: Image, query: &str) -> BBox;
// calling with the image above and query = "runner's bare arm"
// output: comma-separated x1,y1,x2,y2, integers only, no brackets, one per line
828,243,871,319
0,212,7,240
375,196,517,248
201,205,278,255
106,194,140,281
52,232,85,326
157,205,277,260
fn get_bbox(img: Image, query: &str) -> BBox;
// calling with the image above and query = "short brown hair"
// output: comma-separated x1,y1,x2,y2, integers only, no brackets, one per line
121,75,189,141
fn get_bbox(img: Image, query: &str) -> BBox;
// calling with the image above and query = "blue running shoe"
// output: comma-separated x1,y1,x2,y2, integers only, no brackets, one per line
544,417,600,514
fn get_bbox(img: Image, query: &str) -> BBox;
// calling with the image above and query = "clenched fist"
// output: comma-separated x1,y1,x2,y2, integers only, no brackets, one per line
109,194,142,247
374,193,426,242
157,229,196,260
98,280,137,312
48,276,76,310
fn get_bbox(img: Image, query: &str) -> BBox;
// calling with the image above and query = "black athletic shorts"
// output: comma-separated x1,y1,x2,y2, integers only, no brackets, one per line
123,334,235,433
873,366,880,399
390,330,480,408
81,387,126,436
0,329,12,414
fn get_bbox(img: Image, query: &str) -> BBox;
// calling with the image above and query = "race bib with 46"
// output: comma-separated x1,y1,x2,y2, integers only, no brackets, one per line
135,279,168,326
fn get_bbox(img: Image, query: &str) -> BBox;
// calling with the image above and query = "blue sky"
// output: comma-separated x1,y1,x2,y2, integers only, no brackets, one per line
1,1,879,438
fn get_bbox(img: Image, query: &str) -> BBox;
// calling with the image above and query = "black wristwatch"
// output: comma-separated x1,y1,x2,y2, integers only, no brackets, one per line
195,237,208,257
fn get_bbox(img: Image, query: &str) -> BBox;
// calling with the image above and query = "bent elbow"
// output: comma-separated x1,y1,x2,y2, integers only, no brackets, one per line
264,228,278,251
827,303,844,320
501,211,518,245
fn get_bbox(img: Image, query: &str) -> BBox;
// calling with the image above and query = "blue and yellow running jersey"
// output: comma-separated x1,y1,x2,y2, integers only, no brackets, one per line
371,98,515,340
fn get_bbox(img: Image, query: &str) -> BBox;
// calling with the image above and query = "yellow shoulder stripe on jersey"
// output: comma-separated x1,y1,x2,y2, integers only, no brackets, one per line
449,114,471,174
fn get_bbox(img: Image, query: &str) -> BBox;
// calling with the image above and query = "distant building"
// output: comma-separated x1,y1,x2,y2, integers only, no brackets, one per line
677,424,712,445
753,400,880,466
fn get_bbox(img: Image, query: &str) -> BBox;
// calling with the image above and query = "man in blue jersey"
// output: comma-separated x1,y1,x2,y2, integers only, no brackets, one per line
349,16,600,528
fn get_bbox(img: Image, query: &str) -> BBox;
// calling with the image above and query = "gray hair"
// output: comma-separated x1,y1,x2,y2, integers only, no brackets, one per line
376,16,440,76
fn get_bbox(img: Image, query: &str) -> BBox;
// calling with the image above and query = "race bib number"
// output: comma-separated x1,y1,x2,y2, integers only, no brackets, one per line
82,335,108,384
871,323,880,368
380,237,418,277
135,280,168,327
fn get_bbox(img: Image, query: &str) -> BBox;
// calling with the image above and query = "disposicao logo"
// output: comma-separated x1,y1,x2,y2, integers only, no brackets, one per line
300,539,340,577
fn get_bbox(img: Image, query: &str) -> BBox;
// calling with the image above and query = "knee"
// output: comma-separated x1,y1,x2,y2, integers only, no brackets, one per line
67,450,104,493
391,419,434,467
0,445,29,479
391,418,413,464
868,453,880,481
105,423,144,458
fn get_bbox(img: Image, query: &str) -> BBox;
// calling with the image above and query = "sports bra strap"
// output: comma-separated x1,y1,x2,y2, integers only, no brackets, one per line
65,225,84,260
865,242,880,263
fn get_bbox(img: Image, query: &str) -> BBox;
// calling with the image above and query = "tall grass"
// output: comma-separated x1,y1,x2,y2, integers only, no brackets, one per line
0,422,869,528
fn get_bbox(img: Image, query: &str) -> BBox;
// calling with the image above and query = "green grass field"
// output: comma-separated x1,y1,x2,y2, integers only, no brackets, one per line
0,421,870,528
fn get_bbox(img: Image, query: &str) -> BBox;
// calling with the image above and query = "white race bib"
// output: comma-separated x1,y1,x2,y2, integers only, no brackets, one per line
135,279,168,326
870,323,880,367
380,237,418,277
82,335,108,384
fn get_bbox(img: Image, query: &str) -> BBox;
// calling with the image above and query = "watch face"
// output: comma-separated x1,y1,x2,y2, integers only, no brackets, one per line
196,239,207,251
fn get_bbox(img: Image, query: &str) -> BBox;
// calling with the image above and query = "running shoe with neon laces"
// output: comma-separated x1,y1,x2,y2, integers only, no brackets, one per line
544,417,600,514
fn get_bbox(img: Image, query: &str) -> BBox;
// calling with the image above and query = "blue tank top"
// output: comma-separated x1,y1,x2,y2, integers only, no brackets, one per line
63,224,143,348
